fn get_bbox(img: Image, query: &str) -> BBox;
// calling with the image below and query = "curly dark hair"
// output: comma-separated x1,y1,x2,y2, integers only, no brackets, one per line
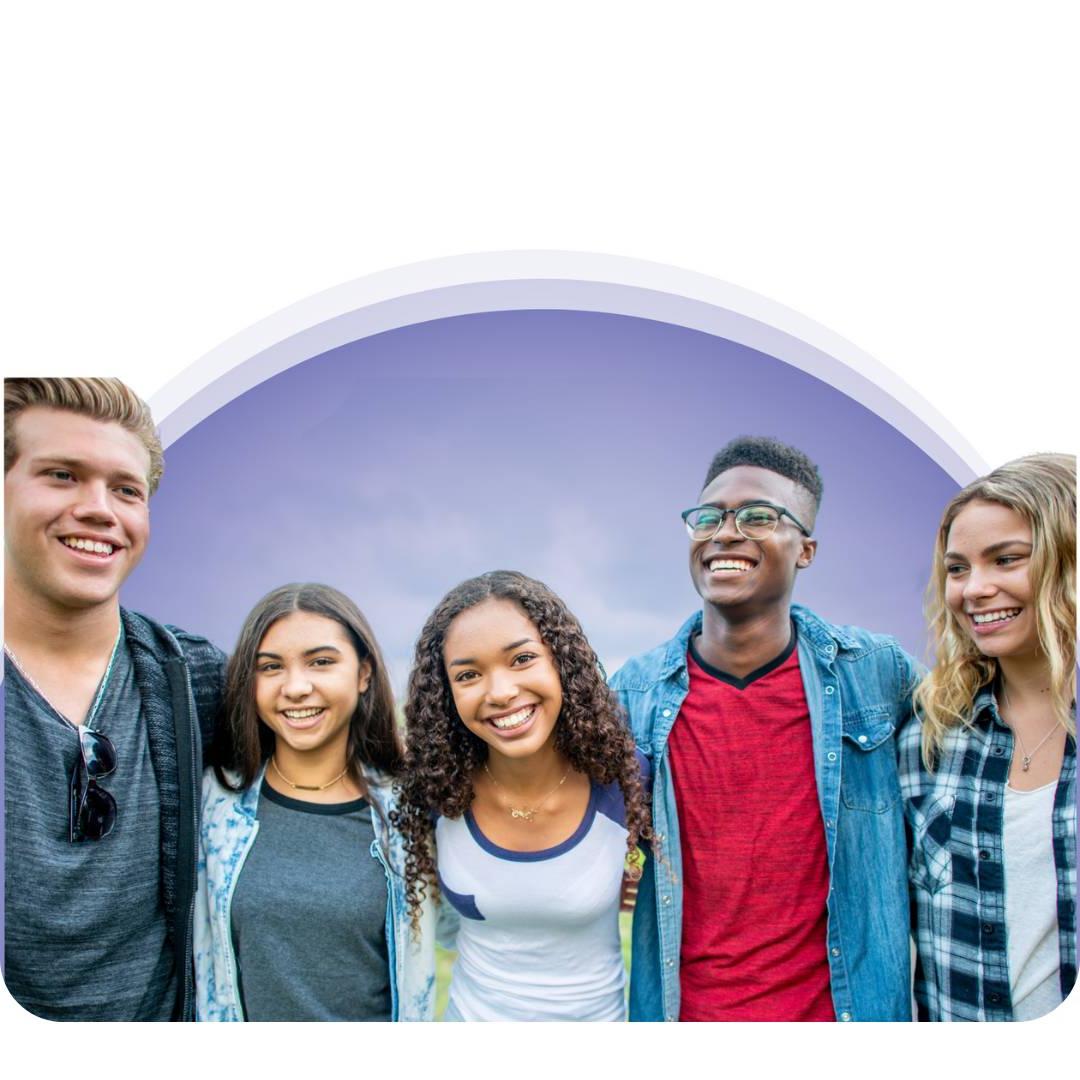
704,435,824,519
392,570,651,928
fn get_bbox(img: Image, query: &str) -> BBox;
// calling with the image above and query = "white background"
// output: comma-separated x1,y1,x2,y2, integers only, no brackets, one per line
2,1,1077,1072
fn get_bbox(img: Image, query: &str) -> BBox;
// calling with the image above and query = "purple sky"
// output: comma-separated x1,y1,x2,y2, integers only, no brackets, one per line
123,309,958,690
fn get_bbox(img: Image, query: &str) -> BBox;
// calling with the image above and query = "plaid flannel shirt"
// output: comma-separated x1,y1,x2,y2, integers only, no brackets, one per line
898,688,1076,1021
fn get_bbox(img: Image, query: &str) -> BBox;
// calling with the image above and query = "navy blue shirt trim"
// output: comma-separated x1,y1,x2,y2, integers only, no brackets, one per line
464,782,600,862
260,782,368,817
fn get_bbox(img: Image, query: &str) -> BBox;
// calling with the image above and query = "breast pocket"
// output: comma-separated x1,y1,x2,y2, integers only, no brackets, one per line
840,707,901,813
908,794,955,894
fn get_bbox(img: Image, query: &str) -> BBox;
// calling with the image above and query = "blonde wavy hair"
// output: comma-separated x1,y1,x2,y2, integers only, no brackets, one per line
5,377,164,494
914,453,1076,767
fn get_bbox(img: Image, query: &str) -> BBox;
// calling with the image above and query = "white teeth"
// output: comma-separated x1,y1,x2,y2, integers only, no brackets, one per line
62,537,114,555
709,559,753,572
492,706,534,730
283,708,323,719
972,609,1021,625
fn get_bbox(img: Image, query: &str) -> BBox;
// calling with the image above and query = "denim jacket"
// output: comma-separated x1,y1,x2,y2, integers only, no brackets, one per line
611,604,919,1022
193,764,437,1021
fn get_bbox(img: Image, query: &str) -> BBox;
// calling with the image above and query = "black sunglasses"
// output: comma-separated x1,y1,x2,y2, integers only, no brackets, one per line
69,728,117,842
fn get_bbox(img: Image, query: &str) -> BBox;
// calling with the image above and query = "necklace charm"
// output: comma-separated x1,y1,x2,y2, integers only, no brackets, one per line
484,761,571,822
1001,681,1058,775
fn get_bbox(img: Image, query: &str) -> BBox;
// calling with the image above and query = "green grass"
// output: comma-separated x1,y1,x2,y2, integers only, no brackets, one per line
434,910,633,1020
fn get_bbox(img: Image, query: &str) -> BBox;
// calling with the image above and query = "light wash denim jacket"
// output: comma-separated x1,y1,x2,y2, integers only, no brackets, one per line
194,764,437,1021
611,604,919,1022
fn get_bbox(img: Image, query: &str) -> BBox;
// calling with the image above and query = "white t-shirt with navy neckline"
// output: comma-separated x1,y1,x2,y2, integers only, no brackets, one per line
436,762,643,1022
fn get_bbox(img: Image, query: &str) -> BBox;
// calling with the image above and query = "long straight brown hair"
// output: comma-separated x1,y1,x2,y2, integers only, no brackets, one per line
213,583,403,793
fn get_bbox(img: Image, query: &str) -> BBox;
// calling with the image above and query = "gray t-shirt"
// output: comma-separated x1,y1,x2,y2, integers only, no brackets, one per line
229,783,391,1021
3,634,178,1020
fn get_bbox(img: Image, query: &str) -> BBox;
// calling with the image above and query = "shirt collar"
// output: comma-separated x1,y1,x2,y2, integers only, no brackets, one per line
666,604,861,679
972,683,1010,730
790,603,860,656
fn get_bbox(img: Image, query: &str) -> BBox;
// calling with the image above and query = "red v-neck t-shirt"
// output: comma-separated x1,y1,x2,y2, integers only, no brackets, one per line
668,628,834,1021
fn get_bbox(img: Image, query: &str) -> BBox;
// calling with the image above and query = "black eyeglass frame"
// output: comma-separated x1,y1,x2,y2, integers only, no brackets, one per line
69,727,118,843
680,501,813,541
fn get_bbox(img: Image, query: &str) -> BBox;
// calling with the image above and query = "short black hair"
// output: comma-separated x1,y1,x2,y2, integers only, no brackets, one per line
703,436,824,513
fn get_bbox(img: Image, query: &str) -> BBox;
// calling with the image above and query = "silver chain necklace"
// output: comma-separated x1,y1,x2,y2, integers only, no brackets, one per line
4,627,122,733
1001,681,1059,772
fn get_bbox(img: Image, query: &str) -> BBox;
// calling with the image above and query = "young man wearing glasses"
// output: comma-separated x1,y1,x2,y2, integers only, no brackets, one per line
611,436,917,1022
3,378,224,1020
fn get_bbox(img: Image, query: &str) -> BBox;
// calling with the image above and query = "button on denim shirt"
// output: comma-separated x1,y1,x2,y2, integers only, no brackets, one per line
610,604,918,1022
194,765,437,1021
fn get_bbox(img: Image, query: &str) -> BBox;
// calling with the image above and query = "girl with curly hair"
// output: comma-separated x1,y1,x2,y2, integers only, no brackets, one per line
194,583,437,1021
899,454,1076,1021
393,570,651,1021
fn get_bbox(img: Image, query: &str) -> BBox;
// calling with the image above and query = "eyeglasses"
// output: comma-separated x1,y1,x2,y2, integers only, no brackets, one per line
69,727,117,842
681,502,812,542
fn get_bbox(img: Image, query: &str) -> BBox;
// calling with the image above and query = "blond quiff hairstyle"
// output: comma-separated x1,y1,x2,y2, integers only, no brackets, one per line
914,453,1076,767
4,377,164,494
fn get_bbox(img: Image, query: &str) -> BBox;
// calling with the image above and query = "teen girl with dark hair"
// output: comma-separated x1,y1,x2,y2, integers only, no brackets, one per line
900,454,1076,1021
393,570,651,1021
194,583,436,1021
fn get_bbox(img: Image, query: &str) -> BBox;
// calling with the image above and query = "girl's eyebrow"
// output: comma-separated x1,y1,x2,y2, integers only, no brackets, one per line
980,539,1032,557
503,637,537,651
255,645,342,660
943,539,1032,562
448,638,538,667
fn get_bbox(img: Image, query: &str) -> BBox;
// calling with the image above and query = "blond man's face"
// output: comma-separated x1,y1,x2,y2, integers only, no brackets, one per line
4,407,152,613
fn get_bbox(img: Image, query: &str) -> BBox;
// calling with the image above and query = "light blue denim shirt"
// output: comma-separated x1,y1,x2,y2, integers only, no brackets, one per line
611,604,919,1022
194,764,437,1021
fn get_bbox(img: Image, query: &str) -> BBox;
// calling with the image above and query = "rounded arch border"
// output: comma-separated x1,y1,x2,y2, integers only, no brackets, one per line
151,251,984,485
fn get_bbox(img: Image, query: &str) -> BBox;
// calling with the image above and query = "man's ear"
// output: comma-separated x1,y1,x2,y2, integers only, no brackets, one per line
796,537,817,569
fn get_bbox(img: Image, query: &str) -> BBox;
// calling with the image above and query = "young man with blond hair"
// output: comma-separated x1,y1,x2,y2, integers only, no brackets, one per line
3,378,224,1020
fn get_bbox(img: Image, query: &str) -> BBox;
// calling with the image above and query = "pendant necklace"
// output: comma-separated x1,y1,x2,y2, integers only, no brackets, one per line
1001,682,1059,772
483,761,571,821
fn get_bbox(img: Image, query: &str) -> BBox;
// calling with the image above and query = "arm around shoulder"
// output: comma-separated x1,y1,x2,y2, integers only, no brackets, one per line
171,628,228,760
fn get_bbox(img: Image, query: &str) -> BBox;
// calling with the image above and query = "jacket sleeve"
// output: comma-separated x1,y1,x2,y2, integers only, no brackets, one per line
193,769,218,1021
609,664,654,764
436,894,461,952
170,629,228,766
892,643,925,706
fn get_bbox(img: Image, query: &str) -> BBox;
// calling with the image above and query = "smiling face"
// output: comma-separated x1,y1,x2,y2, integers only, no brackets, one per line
944,499,1038,661
443,598,564,762
689,465,817,615
4,407,151,614
254,611,372,759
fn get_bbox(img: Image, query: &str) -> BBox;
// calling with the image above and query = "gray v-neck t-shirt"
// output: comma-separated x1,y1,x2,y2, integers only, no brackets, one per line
3,634,177,1020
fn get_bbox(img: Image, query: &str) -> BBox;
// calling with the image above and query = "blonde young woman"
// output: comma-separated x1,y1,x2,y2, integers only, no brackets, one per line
900,453,1076,1021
